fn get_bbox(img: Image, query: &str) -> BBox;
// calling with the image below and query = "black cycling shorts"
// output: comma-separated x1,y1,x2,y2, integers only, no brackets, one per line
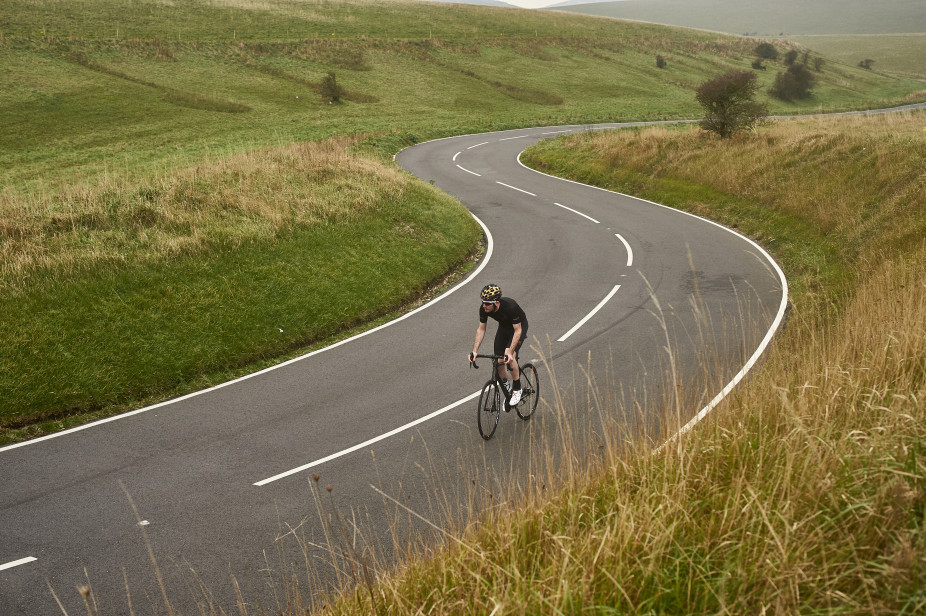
493,325,527,359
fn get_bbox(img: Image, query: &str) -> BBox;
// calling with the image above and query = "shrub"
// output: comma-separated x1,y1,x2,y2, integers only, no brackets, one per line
813,57,825,72
769,63,815,101
320,71,344,103
695,70,768,139
859,59,875,70
755,42,778,60
656,54,667,69
784,49,799,66
752,59,766,70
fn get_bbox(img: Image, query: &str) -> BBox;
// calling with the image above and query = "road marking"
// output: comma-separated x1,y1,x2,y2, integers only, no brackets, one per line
467,141,489,149
254,390,481,486
541,130,573,135
499,135,530,141
558,285,621,342
453,151,461,161
516,142,790,447
496,182,536,196
457,164,481,176
0,557,37,571
615,233,633,266
553,202,599,224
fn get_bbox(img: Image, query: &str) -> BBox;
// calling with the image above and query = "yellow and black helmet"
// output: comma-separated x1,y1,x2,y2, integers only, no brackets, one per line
480,283,502,302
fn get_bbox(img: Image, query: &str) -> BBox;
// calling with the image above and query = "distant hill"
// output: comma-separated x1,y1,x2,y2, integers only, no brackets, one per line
546,0,926,36
425,0,521,8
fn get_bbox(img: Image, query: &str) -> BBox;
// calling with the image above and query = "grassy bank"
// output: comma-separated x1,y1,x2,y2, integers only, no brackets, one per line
0,139,481,442
310,113,926,613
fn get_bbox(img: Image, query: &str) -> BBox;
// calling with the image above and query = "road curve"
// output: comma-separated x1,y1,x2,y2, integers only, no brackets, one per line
0,123,786,615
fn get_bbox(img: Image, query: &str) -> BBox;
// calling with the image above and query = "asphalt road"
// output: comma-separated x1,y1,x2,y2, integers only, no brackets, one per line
0,123,787,615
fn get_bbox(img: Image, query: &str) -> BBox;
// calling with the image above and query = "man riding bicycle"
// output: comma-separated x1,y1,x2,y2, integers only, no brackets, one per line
468,283,529,406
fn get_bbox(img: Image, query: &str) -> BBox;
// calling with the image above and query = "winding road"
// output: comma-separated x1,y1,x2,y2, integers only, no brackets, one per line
0,123,787,615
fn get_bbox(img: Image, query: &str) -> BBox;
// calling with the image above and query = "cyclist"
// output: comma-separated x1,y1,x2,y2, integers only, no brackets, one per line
469,283,529,407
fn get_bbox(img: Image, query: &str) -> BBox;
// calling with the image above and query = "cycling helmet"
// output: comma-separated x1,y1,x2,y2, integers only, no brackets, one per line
480,283,502,302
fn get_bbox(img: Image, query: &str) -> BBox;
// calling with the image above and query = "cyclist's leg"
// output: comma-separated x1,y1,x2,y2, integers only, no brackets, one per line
509,328,527,382
493,326,512,382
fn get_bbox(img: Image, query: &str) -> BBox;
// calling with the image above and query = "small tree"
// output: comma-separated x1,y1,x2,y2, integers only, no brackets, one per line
755,42,778,60
656,54,667,69
783,49,799,66
859,58,875,70
696,70,768,139
813,57,825,72
769,63,815,101
320,71,344,103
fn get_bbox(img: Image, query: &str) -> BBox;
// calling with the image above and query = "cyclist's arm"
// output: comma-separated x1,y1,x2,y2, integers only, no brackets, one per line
470,322,487,362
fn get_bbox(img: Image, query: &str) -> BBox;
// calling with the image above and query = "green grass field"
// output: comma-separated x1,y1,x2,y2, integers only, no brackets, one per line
1,1,924,442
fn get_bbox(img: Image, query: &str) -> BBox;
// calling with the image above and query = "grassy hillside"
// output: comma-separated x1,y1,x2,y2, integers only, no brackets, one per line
4,0,924,192
550,0,926,79
789,34,926,79
313,110,926,616
1,0,923,441
553,0,926,36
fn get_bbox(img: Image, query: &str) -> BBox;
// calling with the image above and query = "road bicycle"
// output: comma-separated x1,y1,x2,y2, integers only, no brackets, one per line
470,354,540,440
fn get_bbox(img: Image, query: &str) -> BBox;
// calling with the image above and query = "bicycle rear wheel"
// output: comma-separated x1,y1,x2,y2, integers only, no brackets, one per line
516,362,539,420
477,381,500,440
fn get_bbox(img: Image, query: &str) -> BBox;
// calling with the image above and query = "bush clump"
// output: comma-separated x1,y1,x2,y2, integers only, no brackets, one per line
696,70,768,138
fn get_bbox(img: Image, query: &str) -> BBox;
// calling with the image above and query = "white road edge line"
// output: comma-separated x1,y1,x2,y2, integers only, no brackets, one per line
554,202,599,224
0,214,495,455
558,285,621,342
0,557,37,571
254,391,481,486
516,141,789,450
457,164,481,177
496,182,536,196
250,219,495,485
615,233,633,266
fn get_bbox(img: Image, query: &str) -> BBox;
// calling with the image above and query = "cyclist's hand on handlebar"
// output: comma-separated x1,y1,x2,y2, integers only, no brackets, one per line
469,352,477,365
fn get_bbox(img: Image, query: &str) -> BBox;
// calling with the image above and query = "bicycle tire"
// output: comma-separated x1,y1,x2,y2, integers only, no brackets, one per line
477,381,500,440
516,362,539,420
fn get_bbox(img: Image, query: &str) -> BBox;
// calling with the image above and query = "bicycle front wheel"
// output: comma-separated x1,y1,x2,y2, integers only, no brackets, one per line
477,381,500,440
516,362,539,420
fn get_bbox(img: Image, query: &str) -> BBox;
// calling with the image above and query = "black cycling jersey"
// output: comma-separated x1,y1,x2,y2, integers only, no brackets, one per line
480,297,529,357
479,297,528,329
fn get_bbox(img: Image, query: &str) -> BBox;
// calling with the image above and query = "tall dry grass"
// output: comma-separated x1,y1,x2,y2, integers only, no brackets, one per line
0,138,406,293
